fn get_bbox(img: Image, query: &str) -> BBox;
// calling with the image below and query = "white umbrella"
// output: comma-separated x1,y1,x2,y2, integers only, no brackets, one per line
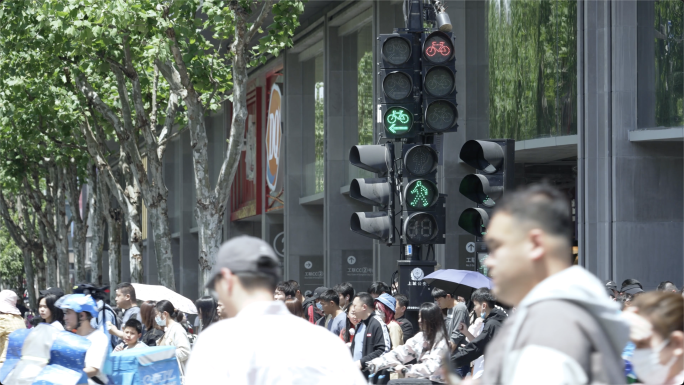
131,283,198,314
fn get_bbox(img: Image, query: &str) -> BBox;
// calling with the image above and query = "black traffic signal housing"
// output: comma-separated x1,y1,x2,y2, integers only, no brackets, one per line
421,31,458,134
457,139,515,239
348,144,396,244
378,33,422,139
401,144,446,245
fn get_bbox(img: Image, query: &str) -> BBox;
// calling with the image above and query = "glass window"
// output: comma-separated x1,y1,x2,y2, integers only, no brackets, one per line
302,51,325,196
638,1,684,129
655,1,682,127
344,23,374,180
315,54,324,194
487,0,577,140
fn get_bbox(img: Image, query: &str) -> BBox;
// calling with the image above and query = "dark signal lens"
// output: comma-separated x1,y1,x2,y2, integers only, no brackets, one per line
405,213,438,243
383,37,411,65
405,146,438,176
383,72,412,100
425,101,457,131
424,67,455,97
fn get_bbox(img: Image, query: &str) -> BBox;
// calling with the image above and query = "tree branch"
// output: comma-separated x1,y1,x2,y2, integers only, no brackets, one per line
245,0,274,43
75,73,127,140
0,190,29,248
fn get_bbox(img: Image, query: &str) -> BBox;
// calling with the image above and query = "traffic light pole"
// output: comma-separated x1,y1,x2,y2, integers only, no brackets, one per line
349,0,457,314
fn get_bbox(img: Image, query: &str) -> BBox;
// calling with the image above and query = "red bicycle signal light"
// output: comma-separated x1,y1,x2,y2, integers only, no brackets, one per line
423,31,454,64
425,41,451,58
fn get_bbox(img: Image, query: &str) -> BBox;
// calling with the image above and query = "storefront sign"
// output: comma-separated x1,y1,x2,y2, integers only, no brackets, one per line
342,250,373,293
266,83,283,193
299,255,323,293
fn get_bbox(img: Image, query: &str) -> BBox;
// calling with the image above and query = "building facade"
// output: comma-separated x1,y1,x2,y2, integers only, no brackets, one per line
87,0,683,300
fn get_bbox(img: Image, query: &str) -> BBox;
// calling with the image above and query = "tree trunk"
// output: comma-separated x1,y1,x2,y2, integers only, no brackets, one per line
90,166,105,286
106,206,122,304
22,249,36,310
119,158,145,283
197,208,224,287
65,164,90,284
54,168,70,290
39,222,58,288
148,200,175,290
32,248,46,291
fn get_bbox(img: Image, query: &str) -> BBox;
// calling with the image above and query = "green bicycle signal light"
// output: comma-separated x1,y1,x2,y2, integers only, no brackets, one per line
383,106,414,135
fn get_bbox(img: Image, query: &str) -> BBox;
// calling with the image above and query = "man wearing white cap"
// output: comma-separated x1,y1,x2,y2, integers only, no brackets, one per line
0,290,25,371
185,236,366,385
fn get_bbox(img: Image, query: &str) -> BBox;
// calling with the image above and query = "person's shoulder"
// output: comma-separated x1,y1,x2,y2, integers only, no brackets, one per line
527,299,596,325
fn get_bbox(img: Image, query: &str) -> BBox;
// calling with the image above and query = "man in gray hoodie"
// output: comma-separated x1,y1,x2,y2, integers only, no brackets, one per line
479,184,629,384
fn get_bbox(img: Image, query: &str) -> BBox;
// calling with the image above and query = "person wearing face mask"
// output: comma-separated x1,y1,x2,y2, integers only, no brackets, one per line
155,299,191,374
374,293,404,351
450,287,507,380
624,291,684,385
309,286,329,327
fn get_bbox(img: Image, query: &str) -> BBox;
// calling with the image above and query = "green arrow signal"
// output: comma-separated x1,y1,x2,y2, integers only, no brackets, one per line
388,124,409,133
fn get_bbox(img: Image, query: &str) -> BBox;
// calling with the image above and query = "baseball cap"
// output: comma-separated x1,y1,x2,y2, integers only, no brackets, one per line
205,236,281,289
605,281,617,292
39,287,65,298
311,287,329,300
622,284,644,295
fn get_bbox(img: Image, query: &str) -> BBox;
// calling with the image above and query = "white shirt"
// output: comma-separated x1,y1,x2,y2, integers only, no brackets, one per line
185,301,366,385
49,320,64,330
84,329,110,385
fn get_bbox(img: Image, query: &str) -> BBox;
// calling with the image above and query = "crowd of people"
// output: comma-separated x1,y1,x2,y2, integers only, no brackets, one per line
0,183,682,384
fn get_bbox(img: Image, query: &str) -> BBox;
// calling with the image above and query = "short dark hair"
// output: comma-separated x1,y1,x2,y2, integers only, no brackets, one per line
124,318,143,334
116,282,137,302
320,290,340,306
334,282,355,300
236,271,278,292
368,282,390,296
657,281,678,292
621,279,643,290
431,287,451,299
394,294,409,308
494,183,572,242
286,280,301,295
471,287,496,308
276,281,296,298
354,292,375,309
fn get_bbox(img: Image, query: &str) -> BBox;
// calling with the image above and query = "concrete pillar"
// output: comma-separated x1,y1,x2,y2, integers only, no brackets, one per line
578,0,683,289
283,44,325,291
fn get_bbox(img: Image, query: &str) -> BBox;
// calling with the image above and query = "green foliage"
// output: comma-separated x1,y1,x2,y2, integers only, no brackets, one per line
654,0,684,127
314,80,324,194
0,223,25,290
358,51,374,147
488,0,577,140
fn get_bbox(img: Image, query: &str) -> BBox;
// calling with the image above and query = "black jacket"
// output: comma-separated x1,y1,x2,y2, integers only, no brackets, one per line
302,298,323,324
396,316,415,343
350,315,390,376
451,307,507,367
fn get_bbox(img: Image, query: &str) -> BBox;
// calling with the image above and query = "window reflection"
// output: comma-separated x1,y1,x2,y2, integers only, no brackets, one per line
654,0,683,127
487,0,577,140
